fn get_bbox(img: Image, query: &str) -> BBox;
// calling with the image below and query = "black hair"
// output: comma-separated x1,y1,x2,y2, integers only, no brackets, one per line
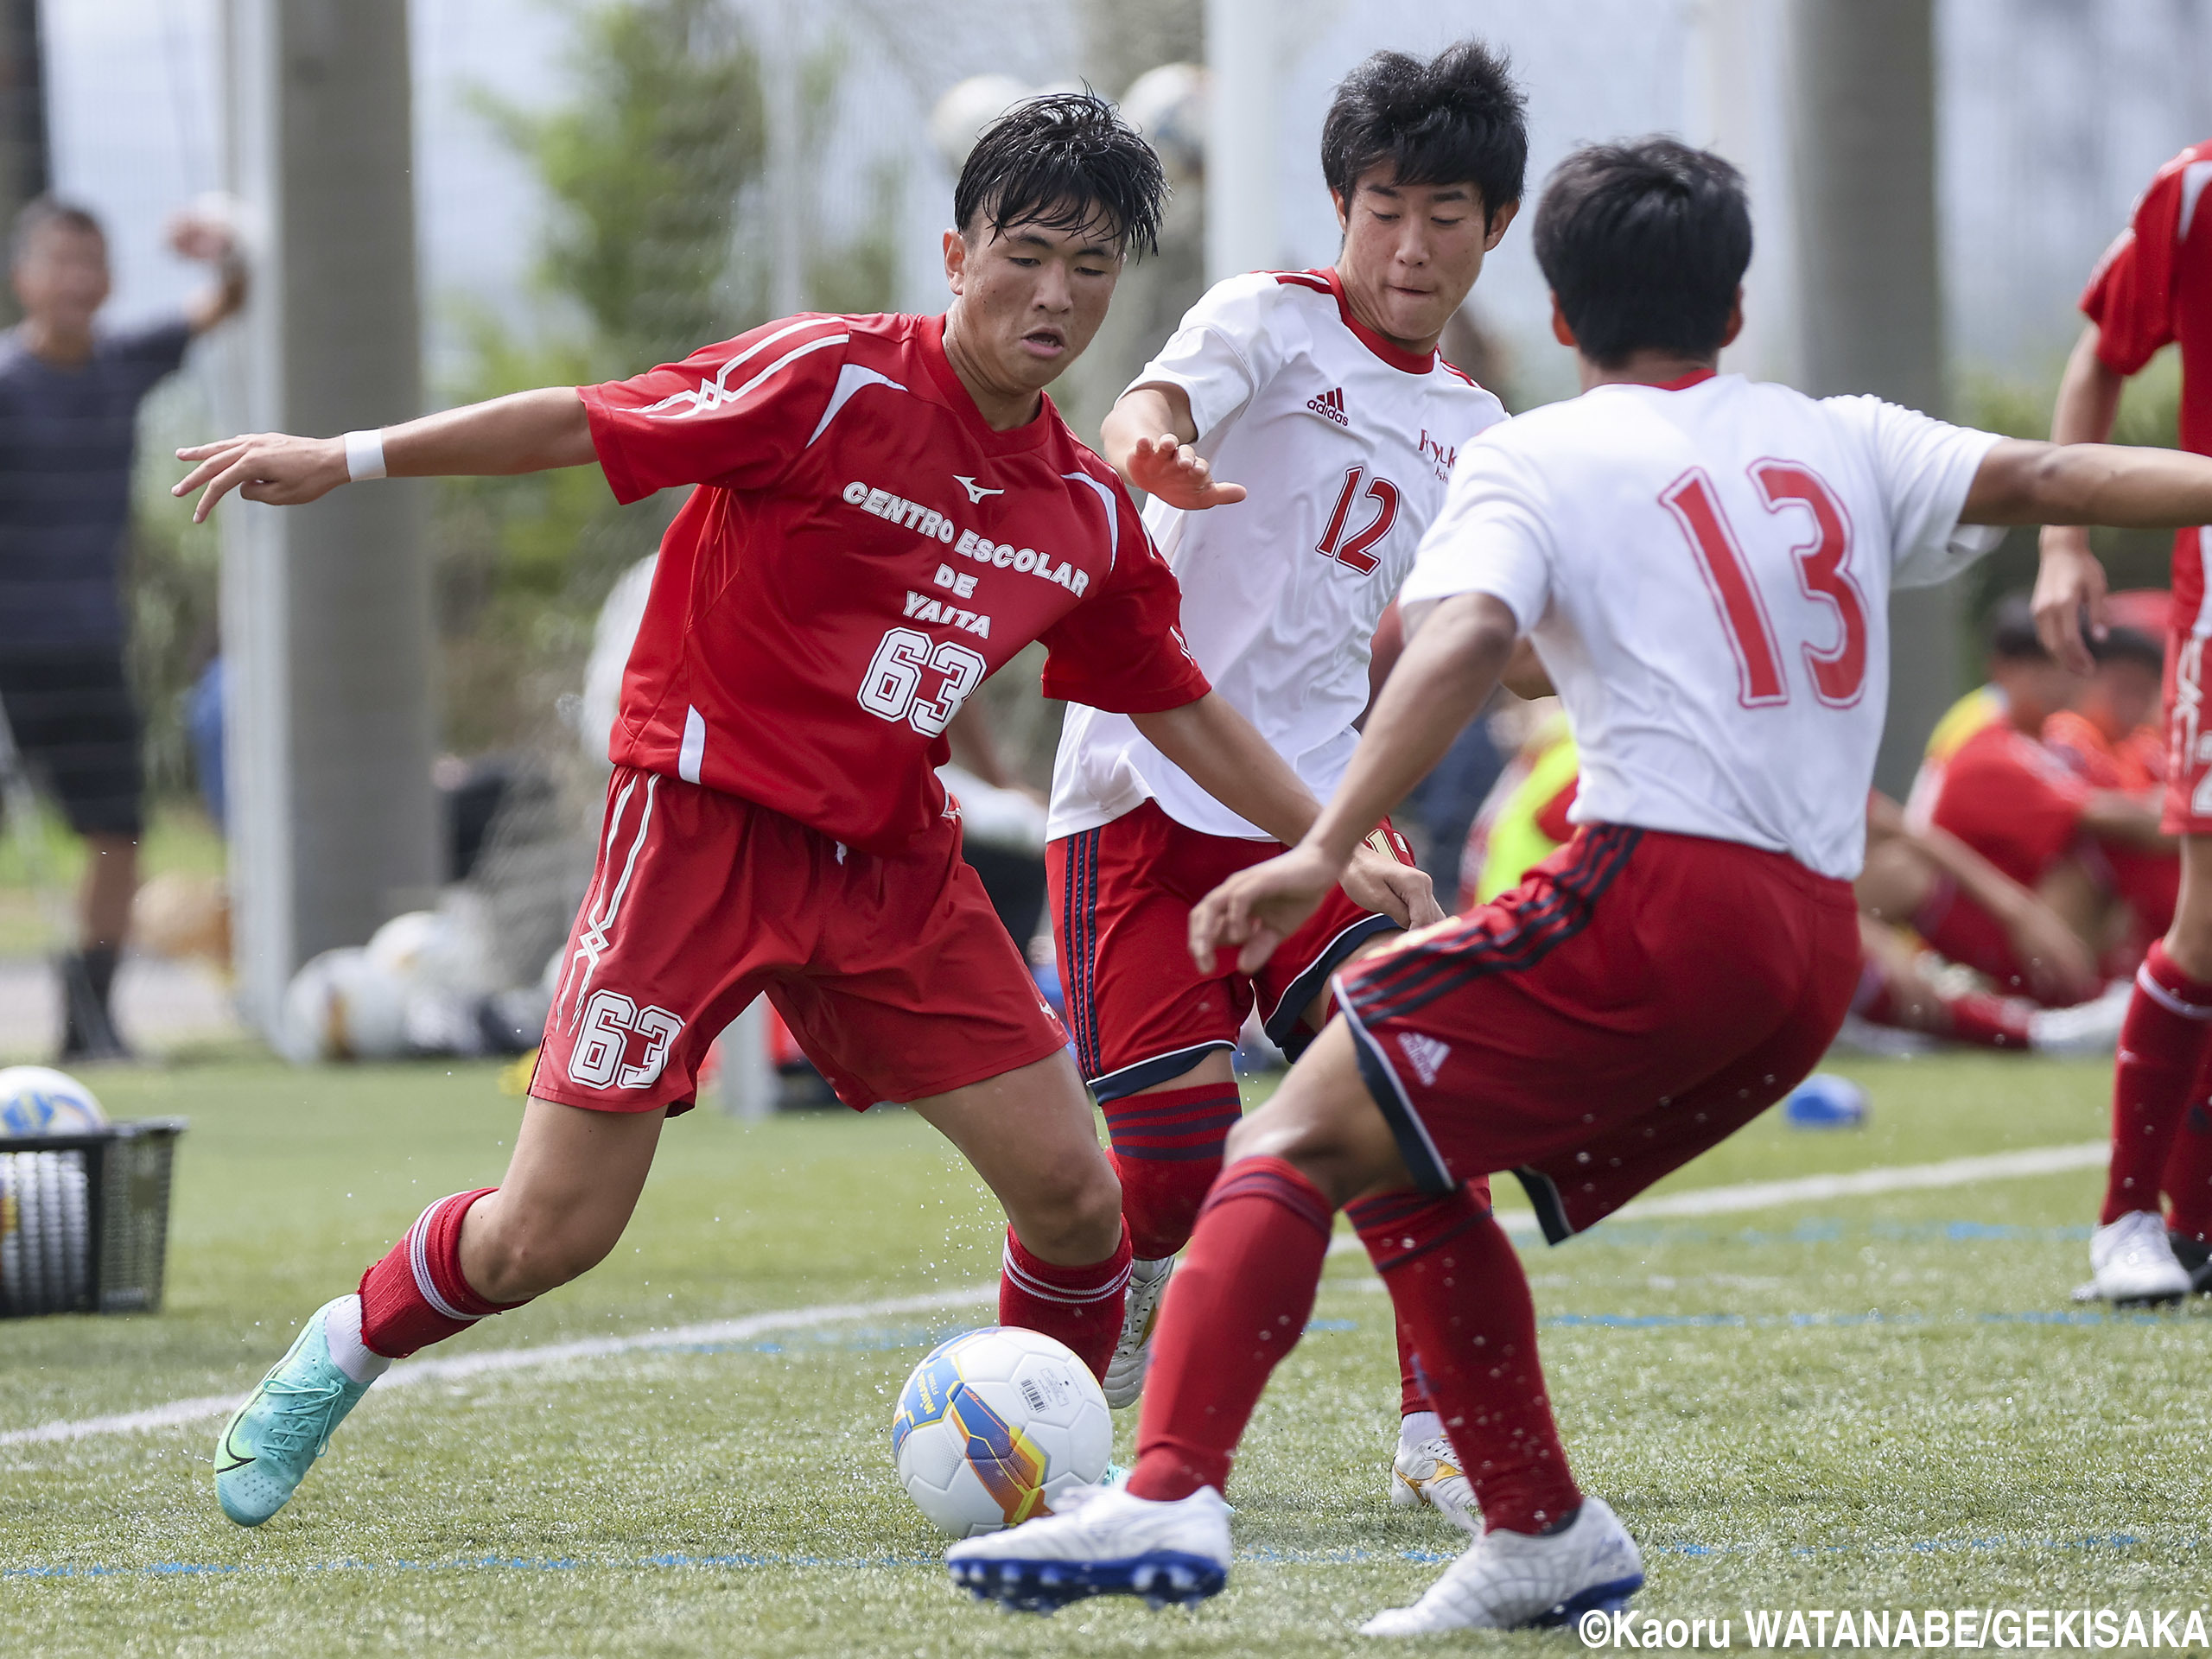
2092,624,2165,673
1988,595,2049,663
10,195,104,265
1533,138,1751,368
1320,40,1526,224
954,92,1166,259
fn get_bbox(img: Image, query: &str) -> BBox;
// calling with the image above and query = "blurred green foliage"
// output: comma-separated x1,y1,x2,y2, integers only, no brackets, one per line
435,0,902,755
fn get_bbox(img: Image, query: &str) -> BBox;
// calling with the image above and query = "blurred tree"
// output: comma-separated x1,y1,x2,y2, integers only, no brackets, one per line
435,0,899,756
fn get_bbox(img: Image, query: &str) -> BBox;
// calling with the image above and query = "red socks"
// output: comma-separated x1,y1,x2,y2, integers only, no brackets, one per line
1128,1156,1333,1501
1941,988,2034,1051
1099,1083,1245,1262
999,1221,1132,1381
358,1188,525,1358
2104,944,2212,1224
1395,1309,1427,1416
1351,1185,1580,1535
2160,1060,2212,1243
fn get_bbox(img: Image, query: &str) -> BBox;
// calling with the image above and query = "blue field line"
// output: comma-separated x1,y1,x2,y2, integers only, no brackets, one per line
10,1532,2197,1584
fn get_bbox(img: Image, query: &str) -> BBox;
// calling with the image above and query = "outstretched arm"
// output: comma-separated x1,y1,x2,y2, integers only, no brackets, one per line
1131,692,1440,931
1187,593,1517,972
1962,433,2212,674
172,387,597,522
1100,383,1247,512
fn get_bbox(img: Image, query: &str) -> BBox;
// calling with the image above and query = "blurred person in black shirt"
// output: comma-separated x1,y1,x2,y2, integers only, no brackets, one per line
0,197,246,1058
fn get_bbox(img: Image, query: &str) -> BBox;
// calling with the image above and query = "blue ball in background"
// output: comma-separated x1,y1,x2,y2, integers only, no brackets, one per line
1783,1072,1868,1129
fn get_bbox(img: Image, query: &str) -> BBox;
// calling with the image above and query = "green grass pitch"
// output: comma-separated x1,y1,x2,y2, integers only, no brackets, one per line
3,1052,2208,1656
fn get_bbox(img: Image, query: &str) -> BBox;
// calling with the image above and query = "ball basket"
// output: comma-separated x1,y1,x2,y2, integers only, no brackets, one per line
0,1118,185,1317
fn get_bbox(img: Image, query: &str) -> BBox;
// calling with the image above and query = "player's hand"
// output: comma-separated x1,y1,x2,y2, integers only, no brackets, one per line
1125,433,1248,512
2032,526,2108,677
1189,843,1340,976
172,433,350,523
1339,843,1444,931
165,209,237,265
2003,903,2100,1008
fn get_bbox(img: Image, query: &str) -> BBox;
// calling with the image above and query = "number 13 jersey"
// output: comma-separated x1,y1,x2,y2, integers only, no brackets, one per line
1402,370,2002,880
582,311,1207,855
1051,268,1506,841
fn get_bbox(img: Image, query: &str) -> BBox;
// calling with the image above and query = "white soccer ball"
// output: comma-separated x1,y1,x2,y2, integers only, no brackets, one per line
1121,62,1206,181
892,1325,1113,1539
0,1066,108,1137
277,948,413,1063
929,74,1034,171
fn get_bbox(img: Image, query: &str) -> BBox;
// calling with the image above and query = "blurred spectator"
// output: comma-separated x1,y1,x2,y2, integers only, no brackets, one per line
0,196,246,1058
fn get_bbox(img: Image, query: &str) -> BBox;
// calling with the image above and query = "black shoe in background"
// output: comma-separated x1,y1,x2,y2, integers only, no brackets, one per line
58,947,132,1063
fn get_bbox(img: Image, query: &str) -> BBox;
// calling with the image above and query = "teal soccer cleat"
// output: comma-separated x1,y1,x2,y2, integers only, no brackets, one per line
214,1299,378,1526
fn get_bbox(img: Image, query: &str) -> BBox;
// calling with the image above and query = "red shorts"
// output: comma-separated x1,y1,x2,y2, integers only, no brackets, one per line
1049,799,1416,1101
533,766,1068,1115
1336,825,1859,1242
2164,628,2212,836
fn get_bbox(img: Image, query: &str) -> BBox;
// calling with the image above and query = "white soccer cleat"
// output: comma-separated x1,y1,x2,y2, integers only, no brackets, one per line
2088,1210,2191,1305
1389,1429,1481,1535
945,1484,1230,1613
1101,1255,1175,1410
2027,981,2133,1057
1359,1496,1643,1636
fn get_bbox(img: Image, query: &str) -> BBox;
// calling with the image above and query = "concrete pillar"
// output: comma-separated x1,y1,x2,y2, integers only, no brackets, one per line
0,0,48,327
1204,0,1278,283
222,0,438,1033
1789,0,1954,798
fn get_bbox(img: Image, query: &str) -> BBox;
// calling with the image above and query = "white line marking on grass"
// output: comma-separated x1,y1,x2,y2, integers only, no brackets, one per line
3,1141,2109,1449
0,1285,994,1448
1325,1140,2107,1254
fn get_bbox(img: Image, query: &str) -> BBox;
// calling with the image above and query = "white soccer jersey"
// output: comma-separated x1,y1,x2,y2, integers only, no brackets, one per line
1049,268,1507,840
1401,372,2004,880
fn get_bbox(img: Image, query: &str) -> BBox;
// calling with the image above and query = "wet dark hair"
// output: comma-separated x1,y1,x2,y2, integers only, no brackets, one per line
954,92,1166,259
1533,138,1751,368
1989,595,2049,663
1320,40,1526,225
10,195,105,265
2092,624,2165,673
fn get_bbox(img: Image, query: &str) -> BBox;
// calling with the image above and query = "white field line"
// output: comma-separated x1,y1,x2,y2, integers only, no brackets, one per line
1324,1139,2107,1255
4,1140,2107,1449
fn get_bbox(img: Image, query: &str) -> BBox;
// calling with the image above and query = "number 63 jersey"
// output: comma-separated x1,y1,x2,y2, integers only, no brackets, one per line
581,311,1207,855
1402,370,2004,880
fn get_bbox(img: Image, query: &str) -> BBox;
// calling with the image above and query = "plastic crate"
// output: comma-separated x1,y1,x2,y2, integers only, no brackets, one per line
0,1118,185,1317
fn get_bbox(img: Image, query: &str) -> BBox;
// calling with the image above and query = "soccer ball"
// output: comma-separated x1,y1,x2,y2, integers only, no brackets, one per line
0,1066,108,1137
892,1326,1113,1538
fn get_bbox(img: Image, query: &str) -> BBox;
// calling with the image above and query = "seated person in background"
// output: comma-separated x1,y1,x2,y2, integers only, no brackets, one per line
1872,597,2169,1000
2040,620,2178,961
1464,713,2120,1052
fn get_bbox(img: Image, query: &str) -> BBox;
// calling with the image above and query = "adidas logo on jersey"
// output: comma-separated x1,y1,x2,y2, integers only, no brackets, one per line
1396,1032,1451,1087
1306,385,1350,427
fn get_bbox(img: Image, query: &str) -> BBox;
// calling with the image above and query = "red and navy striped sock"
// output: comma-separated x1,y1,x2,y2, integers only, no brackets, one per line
2106,944,2212,1224
1351,1185,1580,1535
358,1188,526,1358
998,1220,1133,1381
1100,1082,1245,1261
1128,1155,1333,1501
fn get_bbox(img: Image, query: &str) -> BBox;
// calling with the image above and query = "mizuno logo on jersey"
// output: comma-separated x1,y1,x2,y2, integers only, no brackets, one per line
1396,1032,1451,1087
841,480,1091,596
1306,386,1350,427
954,474,1004,502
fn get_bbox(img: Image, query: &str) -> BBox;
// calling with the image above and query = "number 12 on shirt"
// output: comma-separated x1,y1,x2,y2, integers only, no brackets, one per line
1661,461,1869,710
1316,467,1402,575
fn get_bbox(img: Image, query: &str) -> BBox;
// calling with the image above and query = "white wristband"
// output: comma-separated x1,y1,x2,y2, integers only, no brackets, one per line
343,429,386,482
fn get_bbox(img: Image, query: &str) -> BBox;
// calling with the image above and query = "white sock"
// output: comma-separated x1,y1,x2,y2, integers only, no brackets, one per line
321,1294,391,1385
1400,1408,1443,1454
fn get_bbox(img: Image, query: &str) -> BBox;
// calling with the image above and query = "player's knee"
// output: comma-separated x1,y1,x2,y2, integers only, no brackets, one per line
1007,1153,1122,1260
469,1210,621,1302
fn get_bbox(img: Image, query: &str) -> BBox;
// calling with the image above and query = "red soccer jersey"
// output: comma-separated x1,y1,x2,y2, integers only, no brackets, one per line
1926,721,2091,889
2081,140,2212,628
581,312,1209,853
